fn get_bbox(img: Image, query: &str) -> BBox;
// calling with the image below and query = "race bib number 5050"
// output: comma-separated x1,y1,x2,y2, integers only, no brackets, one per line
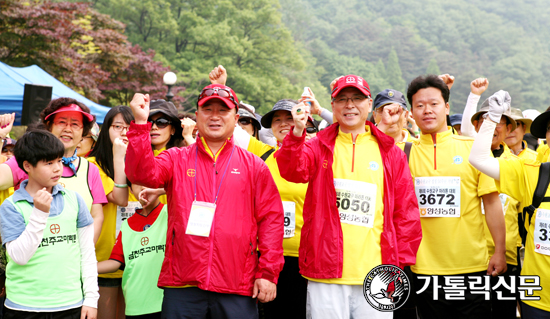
415,177,461,217
334,179,377,228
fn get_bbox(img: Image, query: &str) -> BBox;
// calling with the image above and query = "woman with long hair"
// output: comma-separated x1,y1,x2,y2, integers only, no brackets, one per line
88,105,134,319
0,98,107,243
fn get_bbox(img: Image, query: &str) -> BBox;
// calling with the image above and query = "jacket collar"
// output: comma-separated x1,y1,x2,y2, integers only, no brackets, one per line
317,120,396,154
419,128,453,145
196,133,235,160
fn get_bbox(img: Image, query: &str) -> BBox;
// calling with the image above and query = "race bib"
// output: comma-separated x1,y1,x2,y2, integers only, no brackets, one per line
415,177,461,217
283,201,296,238
186,201,216,237
481,194,509,215
534,208,550,256
116,201,142,236
334,179,377,228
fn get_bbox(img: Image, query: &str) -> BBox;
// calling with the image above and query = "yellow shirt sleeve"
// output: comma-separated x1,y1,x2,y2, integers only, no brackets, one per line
247,137,274,158
477,171,498,197
497,158,540,208
87,157,114,196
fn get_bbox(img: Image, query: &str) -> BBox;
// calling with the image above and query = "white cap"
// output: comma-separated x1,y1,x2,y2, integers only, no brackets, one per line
523,109,541,121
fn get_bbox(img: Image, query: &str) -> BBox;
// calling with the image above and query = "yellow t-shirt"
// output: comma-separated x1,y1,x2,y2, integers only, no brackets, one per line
498,158,550,312
153,148,168,204
403,128,418,142
87,157,123,279
536,143,549,163
402,129,497,275
518,143,538,162
482,144,521,265
309,126,385,285
247,138,306,257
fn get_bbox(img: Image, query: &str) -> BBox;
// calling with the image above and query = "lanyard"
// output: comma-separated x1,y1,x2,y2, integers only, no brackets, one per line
193,143,235,203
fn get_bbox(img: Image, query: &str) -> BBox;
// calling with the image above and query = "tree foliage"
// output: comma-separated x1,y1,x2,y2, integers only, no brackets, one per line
0,0,179,107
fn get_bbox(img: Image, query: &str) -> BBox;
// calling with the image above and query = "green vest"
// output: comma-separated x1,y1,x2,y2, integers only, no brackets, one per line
121,205,168,315
6,190,83,308
59,157,93,211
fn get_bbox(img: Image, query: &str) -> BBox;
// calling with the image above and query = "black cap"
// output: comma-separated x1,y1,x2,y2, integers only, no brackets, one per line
261,100,298,128
531,110,550,138
148,99,182,135
373,89,407,110
238,103,262,130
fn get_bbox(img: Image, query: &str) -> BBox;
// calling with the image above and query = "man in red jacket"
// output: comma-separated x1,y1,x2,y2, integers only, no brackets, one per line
276,75,422,318
125,85,284,319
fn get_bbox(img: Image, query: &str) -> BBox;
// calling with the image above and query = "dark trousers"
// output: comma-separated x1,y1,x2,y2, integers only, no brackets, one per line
4,307,80,319
162,287,258,319
414,271,491,319
127,312,161,319
490,263,520,319
522,301,550,319
261,256,307,319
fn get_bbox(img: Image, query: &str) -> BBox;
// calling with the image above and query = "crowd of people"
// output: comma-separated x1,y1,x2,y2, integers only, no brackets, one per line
0,65,548,319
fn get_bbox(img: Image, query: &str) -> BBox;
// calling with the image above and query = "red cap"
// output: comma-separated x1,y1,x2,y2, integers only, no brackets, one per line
198,84,240,110
331,75,371,98
44,104,94,122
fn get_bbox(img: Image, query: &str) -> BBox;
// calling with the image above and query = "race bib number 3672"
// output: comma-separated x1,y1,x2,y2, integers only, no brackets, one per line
334,179,377,228
415,177,461,217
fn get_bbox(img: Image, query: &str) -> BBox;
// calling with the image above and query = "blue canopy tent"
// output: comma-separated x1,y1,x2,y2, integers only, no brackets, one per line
0,61,110,125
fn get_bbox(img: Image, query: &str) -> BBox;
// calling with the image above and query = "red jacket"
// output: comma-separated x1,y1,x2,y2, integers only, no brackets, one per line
276,121,421,278
125,122,284,296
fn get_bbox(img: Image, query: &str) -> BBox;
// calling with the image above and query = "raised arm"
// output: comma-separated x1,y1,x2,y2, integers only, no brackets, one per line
126,93,173,189
108,137,129,207
276,102,317,183
0,113,15,190
461,78,489,137
469,90,510,180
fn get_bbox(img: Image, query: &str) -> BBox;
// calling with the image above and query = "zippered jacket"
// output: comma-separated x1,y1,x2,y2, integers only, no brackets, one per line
276,121,421,278
125,122,284,296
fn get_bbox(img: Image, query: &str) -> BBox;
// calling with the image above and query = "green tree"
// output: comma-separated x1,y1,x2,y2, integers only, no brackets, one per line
385,48,406,94
426,58,441,75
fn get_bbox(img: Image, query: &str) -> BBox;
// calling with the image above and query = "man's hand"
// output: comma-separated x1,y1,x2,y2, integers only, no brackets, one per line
34,188,53,213
209,65,227,86
129,93,150,124
471,78,489,96
252,278,276,303
291,102,308,137
438,74,455,90
0,112,15,139
181,118,196,139
379,104,402,128
138,188,165,207
81,306,97,319
487,252,507,277
112,137,128,161
487,90,511,123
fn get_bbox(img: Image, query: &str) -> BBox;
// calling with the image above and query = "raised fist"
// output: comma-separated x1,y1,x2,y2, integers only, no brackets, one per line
471,78,489,96
0,113,15,139
129,93,150,125
34,188,53,213
438,74,455,90
209,65,227,86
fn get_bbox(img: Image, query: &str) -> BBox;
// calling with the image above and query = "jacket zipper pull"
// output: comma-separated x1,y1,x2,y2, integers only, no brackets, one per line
250,242,253,255
214,163,218,174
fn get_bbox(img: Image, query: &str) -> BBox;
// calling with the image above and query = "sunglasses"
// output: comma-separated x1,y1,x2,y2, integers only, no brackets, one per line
199,87,238,107
148,118,172,129
239,118,253,125
306,127,318,134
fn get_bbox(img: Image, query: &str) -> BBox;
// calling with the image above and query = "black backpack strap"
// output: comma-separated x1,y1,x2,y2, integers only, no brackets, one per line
521,162,550,245
260,148,276,162
404,142,413,163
